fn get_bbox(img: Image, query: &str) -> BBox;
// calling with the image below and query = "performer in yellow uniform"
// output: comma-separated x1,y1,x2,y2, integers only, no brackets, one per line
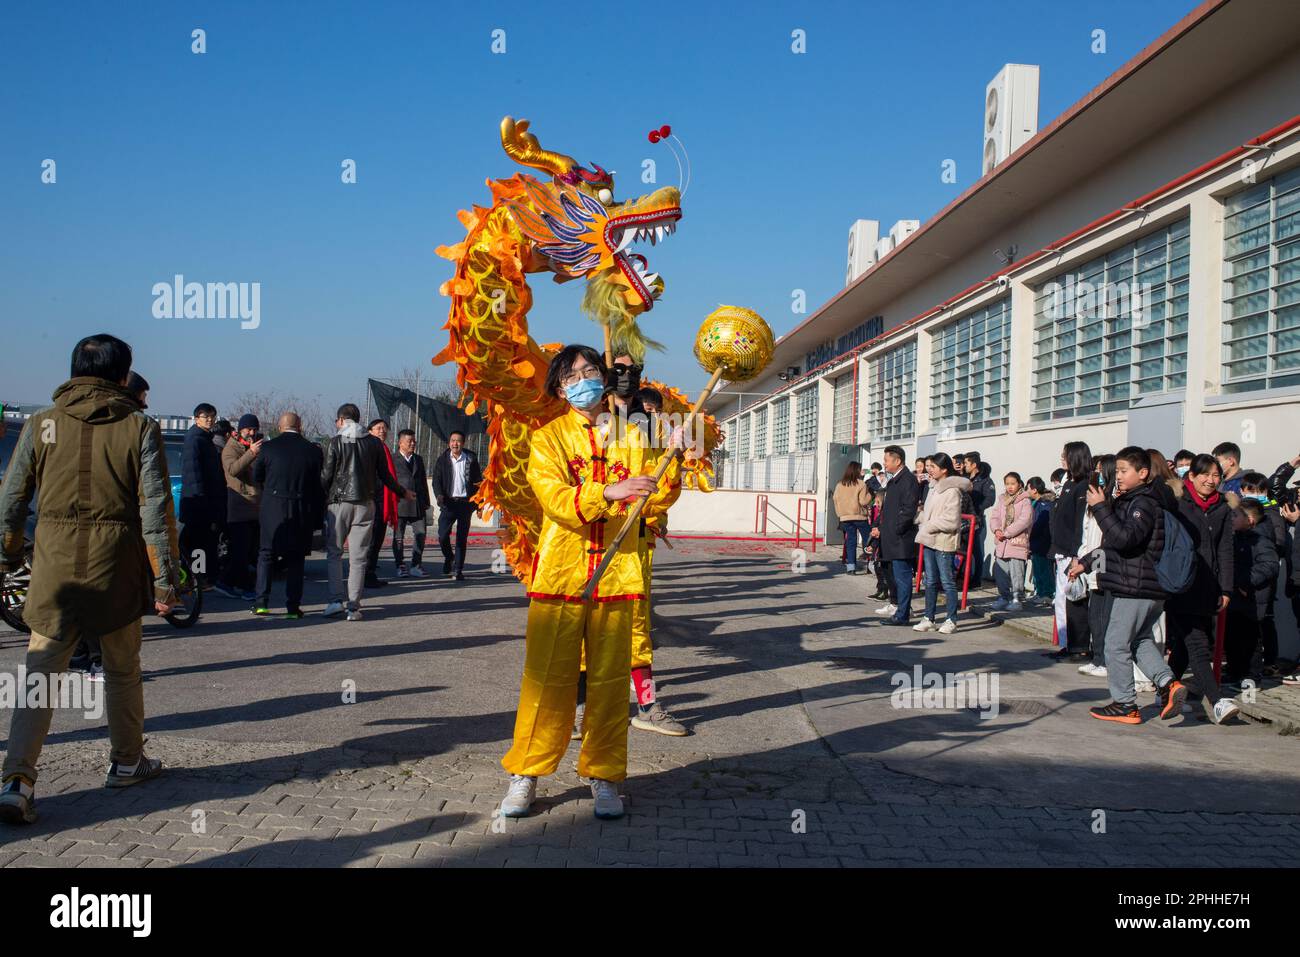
500,345,679,820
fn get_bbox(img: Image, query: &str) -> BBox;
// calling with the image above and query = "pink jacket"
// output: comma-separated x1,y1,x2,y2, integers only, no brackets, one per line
989,490,1032,560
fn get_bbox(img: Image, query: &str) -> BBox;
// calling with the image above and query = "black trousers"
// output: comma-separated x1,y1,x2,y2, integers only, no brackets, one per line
1087,590,1112,666
222,520,259,590
1167,610,1224,705
179,498,222,579
365,500,387,578
392,517,426,568
255,544,304,612
438,499,473,572
1224,611,1259,681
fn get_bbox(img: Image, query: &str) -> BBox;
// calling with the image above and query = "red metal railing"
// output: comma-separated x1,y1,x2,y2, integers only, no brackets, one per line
913,513,976,613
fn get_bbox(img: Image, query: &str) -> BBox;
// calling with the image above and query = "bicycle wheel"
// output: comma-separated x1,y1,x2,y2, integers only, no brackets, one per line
0,547,33,634
164,561,203,629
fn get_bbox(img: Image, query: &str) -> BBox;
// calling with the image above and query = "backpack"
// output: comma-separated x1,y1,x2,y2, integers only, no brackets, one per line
1155,508,1195,594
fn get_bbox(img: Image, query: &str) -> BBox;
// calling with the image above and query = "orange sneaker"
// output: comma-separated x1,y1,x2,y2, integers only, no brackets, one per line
1157,680,1187,720
1090,701,1142,724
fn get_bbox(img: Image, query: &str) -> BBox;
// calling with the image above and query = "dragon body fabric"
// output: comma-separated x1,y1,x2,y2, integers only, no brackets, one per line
433,118,719,582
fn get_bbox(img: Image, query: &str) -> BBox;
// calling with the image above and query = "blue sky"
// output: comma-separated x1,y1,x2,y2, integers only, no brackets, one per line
1,0,1196,417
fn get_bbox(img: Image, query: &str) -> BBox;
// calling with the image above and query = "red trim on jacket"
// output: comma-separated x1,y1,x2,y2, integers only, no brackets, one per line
526,591,645,603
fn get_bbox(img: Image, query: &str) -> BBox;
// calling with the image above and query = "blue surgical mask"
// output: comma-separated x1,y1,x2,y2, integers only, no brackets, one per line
564,378,606,410
1175,466,1189,478
1245,492,1268,502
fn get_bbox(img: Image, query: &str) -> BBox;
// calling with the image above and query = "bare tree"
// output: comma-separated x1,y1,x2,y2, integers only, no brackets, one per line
229,389,331,441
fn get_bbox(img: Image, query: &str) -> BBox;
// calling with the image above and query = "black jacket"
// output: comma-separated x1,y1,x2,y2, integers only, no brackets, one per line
1167,487,1234,617
877,466,919,562
1050,478,1088,558
969,473,996,525
1231,527,1280,621
432,448,482,506
254,431,325,553
321,426,405,505
392,451,430,519
1083,482,1167,600
181,423,226,516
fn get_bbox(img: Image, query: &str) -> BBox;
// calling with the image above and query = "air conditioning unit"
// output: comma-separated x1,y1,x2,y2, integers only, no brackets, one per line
875,236,894,262
889,219,920,248
846,219,880,285
983,63,1039,174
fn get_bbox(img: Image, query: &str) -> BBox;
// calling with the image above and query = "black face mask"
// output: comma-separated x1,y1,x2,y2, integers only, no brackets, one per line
611,363,643,399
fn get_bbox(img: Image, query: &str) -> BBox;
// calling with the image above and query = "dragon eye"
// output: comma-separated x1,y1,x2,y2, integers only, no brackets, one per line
598,188,613,205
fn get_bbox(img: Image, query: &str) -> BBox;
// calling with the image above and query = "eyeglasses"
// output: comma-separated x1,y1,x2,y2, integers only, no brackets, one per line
560,367,604,389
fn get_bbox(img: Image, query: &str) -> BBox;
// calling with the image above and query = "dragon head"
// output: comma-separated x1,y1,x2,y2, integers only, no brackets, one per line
500,117,681,353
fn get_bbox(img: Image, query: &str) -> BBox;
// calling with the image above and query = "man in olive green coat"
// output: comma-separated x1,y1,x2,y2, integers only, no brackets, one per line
0,334,180,826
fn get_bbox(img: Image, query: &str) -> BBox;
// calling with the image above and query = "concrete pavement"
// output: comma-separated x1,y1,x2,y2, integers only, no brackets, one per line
1,541,1298,867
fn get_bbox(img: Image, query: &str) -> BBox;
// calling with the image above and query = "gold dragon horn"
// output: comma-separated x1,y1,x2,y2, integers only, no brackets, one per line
500,116,577,179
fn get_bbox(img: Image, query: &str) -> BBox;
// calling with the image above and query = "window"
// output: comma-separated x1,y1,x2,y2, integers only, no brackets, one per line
930,299,1010,432
771,397,789,454
831,372,855,443
1222,167,1300,393
737,414,751,460
753,405,768,457
868,339,916,441
793,387,818,451
1032,218,1190,419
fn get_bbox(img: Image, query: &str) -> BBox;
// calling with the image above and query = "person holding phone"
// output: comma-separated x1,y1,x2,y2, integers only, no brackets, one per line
218,414,264,600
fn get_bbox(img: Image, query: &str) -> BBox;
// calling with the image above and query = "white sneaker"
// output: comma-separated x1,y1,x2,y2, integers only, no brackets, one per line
913,617,934,632
1211,698,1240,725
409,565,426,578
323,601,346,618
1093,665,1108,677
875,603,897,617
589,778,624,819
500,774,536,817
1006,600,1023,612
346,609,363,621
991,598,1009,611
1078,662,1098,675
937,619,957,635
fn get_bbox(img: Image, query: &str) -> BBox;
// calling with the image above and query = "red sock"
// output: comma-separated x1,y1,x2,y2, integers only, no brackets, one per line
632,666,655,707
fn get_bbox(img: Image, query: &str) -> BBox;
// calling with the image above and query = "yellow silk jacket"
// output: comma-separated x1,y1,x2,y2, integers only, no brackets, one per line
526,408,679,602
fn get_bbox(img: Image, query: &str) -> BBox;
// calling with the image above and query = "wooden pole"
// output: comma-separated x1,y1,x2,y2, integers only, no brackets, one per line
581,366,724,601
603,322,616,413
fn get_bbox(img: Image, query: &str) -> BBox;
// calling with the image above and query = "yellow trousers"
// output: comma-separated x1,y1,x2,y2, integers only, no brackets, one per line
502,598,633,782
631,544,654,669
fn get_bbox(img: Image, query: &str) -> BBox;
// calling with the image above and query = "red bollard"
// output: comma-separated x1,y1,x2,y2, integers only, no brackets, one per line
959,513,975,611
914,543,924,591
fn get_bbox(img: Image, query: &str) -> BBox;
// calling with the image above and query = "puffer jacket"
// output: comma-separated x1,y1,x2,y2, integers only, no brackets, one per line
1166,481,1235,617
321,420,405,505
833,480,872,522
1028,493,1054,556
989,489,1032,560
1083,481,1167,600
181,422,225,516
223,435,262,523
915,474,971,553
1231,526,1280,621
0,378,180,642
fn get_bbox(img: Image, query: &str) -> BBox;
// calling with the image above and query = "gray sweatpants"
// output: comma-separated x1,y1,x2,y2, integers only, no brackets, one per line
1104,596,1173,705
326,501,375,610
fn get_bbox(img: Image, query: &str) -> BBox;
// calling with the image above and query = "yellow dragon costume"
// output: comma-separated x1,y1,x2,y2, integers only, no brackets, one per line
433,118,714,785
